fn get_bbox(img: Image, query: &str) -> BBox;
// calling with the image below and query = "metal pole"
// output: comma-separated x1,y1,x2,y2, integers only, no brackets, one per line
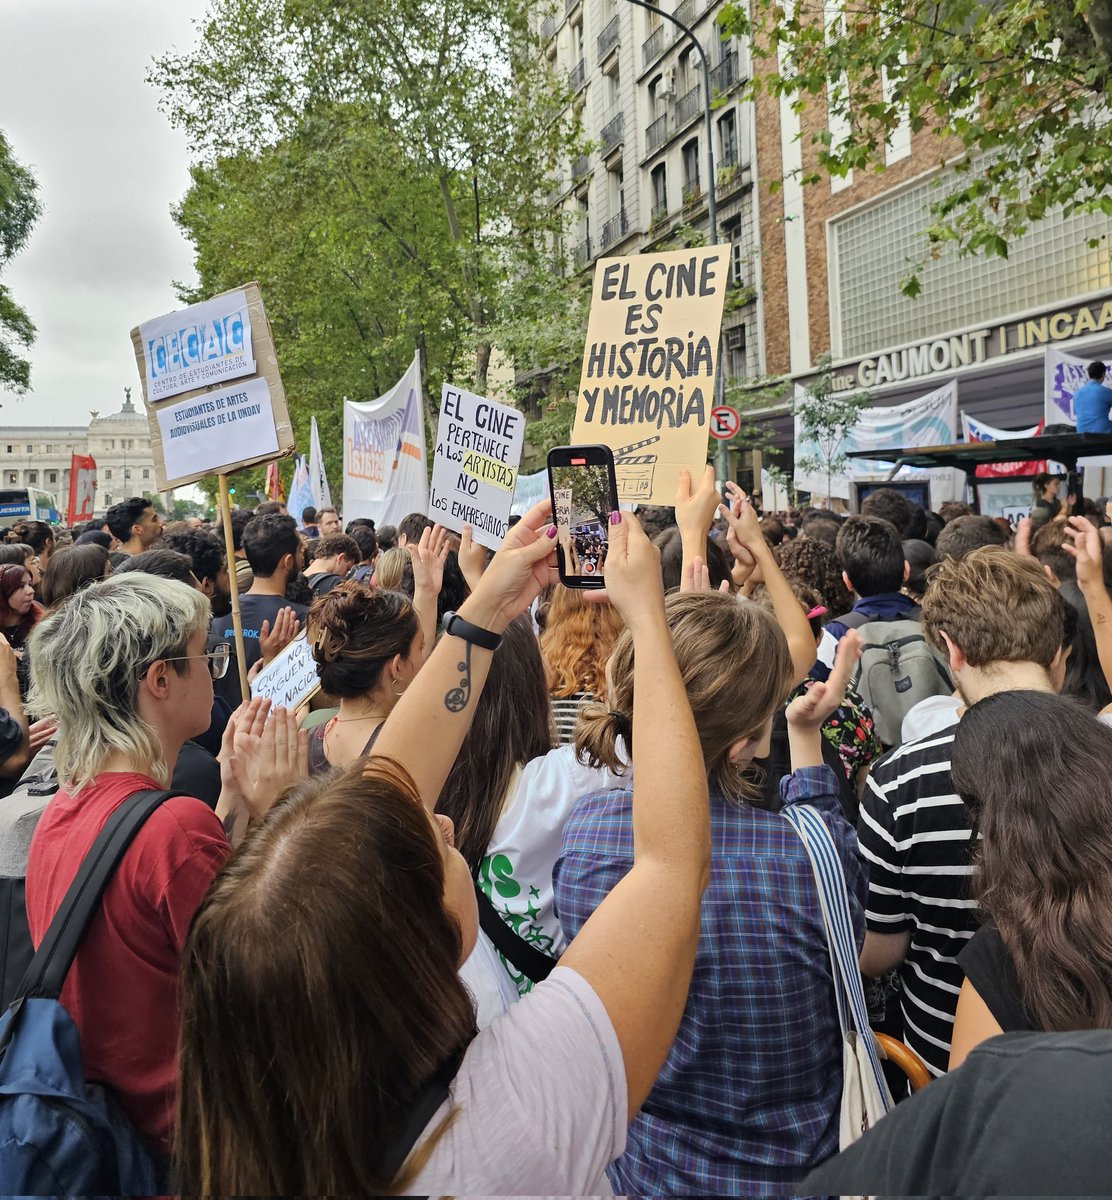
625,0,729,487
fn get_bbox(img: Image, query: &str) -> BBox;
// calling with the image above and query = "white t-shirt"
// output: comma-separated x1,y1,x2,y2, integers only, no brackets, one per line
411,966,627,1195
900,693,962,744
464,745,625,1023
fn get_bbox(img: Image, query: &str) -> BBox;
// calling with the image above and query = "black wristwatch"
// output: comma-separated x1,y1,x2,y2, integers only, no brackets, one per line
442,610,503,651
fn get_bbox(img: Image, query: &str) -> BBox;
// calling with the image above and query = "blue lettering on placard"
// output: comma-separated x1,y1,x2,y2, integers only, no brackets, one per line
148,310,248,380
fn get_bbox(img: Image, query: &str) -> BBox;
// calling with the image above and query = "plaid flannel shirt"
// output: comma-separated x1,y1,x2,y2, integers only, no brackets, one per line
553,765,866,1197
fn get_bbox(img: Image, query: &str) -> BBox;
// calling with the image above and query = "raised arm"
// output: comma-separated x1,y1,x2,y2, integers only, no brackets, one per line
405,523,450,661
369,501,558,811
1063,516,1112,698
0,639,30,779
558,512,710,1120
721,482,816,683
785,631,862,770
674,464,722,581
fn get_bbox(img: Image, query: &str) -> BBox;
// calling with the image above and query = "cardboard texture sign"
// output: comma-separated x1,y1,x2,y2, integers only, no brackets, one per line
428,384,525,550
572,246,731,504
131,283,294,489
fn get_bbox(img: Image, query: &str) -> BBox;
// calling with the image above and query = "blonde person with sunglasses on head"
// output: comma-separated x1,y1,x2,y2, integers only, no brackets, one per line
23,573,306,1186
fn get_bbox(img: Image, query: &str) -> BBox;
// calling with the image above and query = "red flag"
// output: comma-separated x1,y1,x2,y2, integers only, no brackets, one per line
264,461,285,503
66,454,97,526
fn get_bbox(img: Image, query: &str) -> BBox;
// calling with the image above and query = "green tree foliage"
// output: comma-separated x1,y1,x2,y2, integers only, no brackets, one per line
719,0,1112,293
151,0,585,493
0,131,42,393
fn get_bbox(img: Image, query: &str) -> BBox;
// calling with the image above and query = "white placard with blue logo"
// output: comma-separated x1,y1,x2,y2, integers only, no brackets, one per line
794,380,961,506
138,290,256,403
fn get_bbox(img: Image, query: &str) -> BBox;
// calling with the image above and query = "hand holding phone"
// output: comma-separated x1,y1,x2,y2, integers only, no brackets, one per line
547,444,619,589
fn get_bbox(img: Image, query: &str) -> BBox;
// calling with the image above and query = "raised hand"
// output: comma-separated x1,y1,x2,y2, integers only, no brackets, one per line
406,523,450,596
259,607,301,665
602,511,665,632
457,523,488,594
675,464,722,544
27,717,58,755
786,630,861,731
1062,516,1104,591
461,499,559,632
231,700,308,820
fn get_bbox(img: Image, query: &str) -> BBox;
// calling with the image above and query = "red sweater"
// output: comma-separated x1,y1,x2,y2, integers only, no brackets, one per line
26,772,228,1154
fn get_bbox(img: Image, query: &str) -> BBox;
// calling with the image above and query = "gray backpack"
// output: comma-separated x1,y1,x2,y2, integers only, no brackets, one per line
850,620,953,748
0,739,59,1010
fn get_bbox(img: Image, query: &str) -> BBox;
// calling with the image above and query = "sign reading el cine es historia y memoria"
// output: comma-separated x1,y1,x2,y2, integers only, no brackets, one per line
572,244,732,505
429,384,525,551
130,283,295,490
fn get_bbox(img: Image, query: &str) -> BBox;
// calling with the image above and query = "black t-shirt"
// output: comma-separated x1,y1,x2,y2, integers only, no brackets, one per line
753,707,859,821
171,740,221,809
958,923,1036,1032
804,1030,1112,1198
209,593,308,706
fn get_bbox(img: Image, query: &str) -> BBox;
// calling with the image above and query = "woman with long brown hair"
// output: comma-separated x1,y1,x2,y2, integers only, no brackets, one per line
949,690,1112,1067
175,508,735,1194
0,562,42,698
539,585,624,743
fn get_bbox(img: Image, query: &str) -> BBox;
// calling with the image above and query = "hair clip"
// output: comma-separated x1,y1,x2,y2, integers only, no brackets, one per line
805,605,827,619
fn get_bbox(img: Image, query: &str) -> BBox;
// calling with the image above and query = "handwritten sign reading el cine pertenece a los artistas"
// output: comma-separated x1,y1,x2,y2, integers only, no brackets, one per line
572,245,731,505
429,384,525,550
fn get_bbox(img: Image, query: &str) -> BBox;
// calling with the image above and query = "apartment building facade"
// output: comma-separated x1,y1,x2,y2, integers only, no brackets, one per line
542,0,1112,485
543,0,763,387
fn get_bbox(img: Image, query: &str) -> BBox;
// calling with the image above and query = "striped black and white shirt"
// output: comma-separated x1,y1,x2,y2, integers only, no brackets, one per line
857,728,976,1077
551,692,594,745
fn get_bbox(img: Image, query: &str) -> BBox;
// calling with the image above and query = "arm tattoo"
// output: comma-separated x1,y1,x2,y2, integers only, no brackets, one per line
444,639,472,713
222,807,238,837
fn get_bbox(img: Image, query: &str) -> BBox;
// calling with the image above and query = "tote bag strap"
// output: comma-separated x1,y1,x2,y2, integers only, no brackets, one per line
782,803,891,1112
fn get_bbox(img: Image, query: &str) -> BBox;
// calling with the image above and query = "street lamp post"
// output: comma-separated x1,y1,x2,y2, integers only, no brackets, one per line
624,0,730,488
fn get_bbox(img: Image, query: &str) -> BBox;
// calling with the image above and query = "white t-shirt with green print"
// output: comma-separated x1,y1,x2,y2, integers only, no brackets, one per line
462,743,626,1025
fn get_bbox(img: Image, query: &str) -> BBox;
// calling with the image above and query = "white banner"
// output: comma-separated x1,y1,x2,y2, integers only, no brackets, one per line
960,413,1041,442
1044,346,1112,427
287,454,315,525
794,380,962,506
511,469,549,516
343,352,428,528
309,415,333,510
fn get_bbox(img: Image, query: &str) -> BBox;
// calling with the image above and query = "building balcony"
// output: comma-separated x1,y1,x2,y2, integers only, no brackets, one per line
597,14,620,60
600,110,624,154
541,13,557,41
675,82,703,128
711,50,739,95
572,153,591,181
682,181,703,209
674,0,699,28
574,236,593,270
642,25,668,68
650,199,670,226
599,210,629,248
569,57,586,93
645,112,670,154
719,144,738,170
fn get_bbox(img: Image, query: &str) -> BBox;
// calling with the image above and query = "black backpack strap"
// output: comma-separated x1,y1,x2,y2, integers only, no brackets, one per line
474,883,557,984
17,789,176,1002
376,1056,460,1182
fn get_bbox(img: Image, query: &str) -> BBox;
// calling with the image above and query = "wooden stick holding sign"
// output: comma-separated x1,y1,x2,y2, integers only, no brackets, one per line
217,473,249,702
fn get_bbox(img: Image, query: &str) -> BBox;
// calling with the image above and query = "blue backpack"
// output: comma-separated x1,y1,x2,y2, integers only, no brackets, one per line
0,788,174,1194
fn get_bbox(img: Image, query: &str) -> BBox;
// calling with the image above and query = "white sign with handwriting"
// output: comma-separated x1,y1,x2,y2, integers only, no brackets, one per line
250,633,321,710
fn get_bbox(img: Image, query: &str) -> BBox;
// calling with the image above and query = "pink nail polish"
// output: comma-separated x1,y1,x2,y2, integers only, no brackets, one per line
609,510,621,525
546,524,558,539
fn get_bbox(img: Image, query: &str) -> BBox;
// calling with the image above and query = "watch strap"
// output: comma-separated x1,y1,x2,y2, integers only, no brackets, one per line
442,610,503,651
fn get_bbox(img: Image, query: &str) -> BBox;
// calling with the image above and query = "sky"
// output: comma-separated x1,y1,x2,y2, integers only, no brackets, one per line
0,0,211,428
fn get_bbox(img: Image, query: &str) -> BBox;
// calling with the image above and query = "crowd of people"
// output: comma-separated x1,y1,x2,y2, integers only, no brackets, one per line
4,468,1112,1193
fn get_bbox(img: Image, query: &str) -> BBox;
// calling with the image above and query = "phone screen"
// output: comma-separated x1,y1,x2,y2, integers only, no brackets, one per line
549,452,617,587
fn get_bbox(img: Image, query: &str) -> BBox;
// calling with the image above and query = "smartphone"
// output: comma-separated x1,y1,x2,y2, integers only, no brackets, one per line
547,444,619,590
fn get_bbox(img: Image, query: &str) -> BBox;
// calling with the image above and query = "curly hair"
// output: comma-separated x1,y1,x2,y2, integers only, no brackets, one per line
539,585,624,700
775,537,853,617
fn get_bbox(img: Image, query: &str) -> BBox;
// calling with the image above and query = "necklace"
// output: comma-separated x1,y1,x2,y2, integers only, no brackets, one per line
332,712,390,724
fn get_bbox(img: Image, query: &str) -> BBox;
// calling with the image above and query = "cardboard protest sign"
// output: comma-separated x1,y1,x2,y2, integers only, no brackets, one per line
250,633,321,710
428,384,525,550
131,282,295,489
572,246,731,504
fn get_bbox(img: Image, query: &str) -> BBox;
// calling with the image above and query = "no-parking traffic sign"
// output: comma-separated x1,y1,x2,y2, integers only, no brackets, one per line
710,405,740,440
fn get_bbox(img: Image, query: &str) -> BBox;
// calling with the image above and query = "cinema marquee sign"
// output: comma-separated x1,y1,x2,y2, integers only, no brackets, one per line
827,295,1112,393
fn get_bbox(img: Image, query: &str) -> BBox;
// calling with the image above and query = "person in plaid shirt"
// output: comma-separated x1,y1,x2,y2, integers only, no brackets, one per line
556,592,867,1196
